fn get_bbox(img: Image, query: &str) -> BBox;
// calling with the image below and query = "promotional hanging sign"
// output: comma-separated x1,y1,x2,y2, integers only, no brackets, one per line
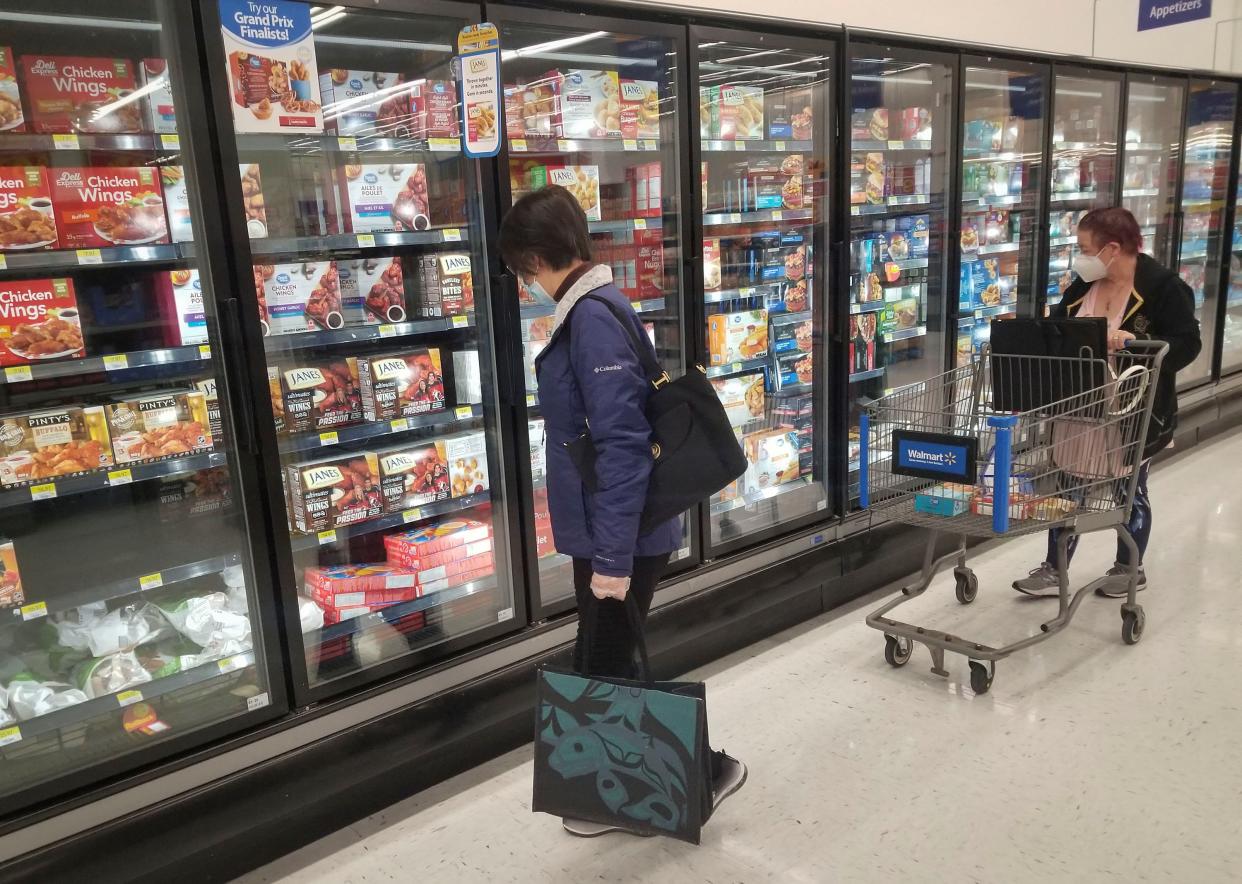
1138,0,1211,31
456,23,501,158
219,0,324,134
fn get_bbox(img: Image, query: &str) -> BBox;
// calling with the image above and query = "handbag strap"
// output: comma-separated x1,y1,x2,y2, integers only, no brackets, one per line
567,293,670,390
578,590,653,684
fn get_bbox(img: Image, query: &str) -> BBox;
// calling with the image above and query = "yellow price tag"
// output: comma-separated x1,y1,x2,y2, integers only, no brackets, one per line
20,601,47,621
451,315,468,328
356,234,376,249
641,139,658,151
443,228,462,242
139,572,164,591
429,137,459,151
0,254,7,271
771,211,783,221
199,344,212,360
108,468,133,486
29,482,56,501
317,529,337,545
318,431,339,446
0,726,21,748
731,362,743,372
76,248,103,265
378,324,397,338
103,354,129,371
337,136,358,151
455,405,473,420
402,508,422,524
735,141,747,151
888,140,904,150
633,218,647,230
774,141,786,151
557,139,569,152
511,139,527,152
390,418,409,432
117,690,144,707
622,139,638,151
4,366,32,383
738,287,754,297
851,206,861,216
526,393,536,407
728,213,742,224
160,134,181,151
52,133,79,150
218,655,243,673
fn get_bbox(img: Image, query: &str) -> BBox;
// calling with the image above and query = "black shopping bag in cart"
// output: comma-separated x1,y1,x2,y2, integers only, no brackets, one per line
990,317,1108,412
532,594,713,844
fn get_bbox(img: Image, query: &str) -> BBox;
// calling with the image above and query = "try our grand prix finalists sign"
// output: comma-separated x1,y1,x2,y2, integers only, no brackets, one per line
891,429,979,483
1139,0,1211,31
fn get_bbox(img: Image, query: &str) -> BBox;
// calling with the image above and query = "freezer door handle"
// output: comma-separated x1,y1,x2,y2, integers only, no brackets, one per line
494,273,524,408
221,297,259,455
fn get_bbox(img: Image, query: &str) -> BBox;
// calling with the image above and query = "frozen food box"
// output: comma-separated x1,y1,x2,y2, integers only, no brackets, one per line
851,108,888,142
914,482,973,517
707,309,768,366
383,518,491,565
632,228,663,302
619,79,659,140
710,372,765,429
160,166,192,243
742,428,800,494
267,365,286,435
382,542,496,585
221,0,324,134
279,357,362,434
0,540,22,609
779,277,810,314
20,55,141,133
528,418,546,484
410,79,459,140
0,277,84,368
304,564,421,609
0,405,114,486
286,452,383,533
899,107,932,141
770,313,813,354
703,237,722,291
773,350,813,390
339,256,407,324
527,164,600,221
194,377,223,442
342,162,430,232
258,260,343,335
140,58,176,133
51,166,168,249
358,348,446,421
504,83,524,140
557,69,621,139
375,440,450,512
164,268,207,346
239,163,268,238
444,431,489,498
318,70,410,136
415,252,473,318
767,87,812,140
514,74,560,138
0,166,58,251
454,349,482,405
625,161,661,218
0,48,25,132
715,84,764,140
878,298,920,336
105,390,213,465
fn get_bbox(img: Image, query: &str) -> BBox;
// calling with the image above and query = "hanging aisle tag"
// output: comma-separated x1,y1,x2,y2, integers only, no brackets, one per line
456,23,502,158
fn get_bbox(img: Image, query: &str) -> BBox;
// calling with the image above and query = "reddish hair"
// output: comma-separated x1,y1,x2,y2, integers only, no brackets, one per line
1077,207,1143,254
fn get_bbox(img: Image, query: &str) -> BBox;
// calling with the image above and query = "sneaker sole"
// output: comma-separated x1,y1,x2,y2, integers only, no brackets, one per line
713,761,749,812
1011,581,1060,598
1094,581,1147,599
562,821,656,838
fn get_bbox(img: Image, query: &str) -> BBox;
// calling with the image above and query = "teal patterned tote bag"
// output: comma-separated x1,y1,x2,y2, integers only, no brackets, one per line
532,597,711,844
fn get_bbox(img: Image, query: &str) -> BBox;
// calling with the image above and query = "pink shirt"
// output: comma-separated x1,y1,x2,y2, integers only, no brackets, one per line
1078,282,1128,336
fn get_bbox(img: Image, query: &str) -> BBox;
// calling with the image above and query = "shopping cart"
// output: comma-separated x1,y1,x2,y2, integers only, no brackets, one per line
860,340,1168,694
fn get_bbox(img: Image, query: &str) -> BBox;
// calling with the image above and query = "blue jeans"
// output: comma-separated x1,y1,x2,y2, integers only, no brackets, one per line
1046,461,1151,568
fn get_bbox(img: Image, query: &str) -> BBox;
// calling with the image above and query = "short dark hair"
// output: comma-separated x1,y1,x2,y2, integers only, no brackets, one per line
498,185,593,277
1078,207,1143,255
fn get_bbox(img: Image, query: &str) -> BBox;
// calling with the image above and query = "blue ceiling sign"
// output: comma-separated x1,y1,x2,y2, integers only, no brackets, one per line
1138,0,1211,31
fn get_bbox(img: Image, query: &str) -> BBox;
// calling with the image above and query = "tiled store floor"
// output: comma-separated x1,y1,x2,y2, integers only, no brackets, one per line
238,428,1242,884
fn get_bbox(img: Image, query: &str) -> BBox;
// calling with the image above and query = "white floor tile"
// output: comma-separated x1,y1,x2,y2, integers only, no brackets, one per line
236,428,1242,884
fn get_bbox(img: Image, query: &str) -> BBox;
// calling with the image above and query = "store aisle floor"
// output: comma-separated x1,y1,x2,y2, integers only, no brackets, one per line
237,429,1242,884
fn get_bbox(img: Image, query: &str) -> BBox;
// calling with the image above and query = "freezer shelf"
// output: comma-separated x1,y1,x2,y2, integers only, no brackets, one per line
701,139,815,153
252,229,466,257
274,315,473,351
279,406,482,455
711,476,815,516
0,243,193,275
0,344,210,385
292,491,491,551
317,577,498,641
237,134,462,154
0,452,228,512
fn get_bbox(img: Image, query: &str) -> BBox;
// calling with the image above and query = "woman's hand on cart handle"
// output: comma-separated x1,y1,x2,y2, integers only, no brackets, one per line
1109,330,1136,351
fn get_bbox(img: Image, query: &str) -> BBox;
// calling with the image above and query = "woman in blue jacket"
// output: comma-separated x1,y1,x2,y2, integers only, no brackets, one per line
499,186,745,837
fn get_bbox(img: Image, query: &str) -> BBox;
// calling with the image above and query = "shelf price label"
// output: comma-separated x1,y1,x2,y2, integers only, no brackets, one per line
442,228,462,242
52,133,79,150
139,572,164,591
770,211,783,221
76,248,103,265
19,601,47,621
160,134,181,151
734,142,746,151
317,529,337,546
377,324,397,338
217,655,245,674
633,218,646,230
4,366,32,383
402,507,422,524
0,254,6,271
556,139,570,152
774,141,786,151
356,234,376,249
318,431,339,447
390,418,410,432
888,140,904,150
850,206,860,216
116,690,144,707
731,362,743,373
102,354,129,371
108,468,133,486
247,692,271,712
337,136,358,152
497,607,514,622
622,139,638,151
0,727,21,748
429,137,459,152
728,213,742,223
455,405,474,420
29,482,56,501
641,139,657,151
510,138,527,152
525,393,536,407
451,314,469,328
199,344,212,360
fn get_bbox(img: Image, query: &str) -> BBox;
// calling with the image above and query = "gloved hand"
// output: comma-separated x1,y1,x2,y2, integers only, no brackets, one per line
591,573,631,601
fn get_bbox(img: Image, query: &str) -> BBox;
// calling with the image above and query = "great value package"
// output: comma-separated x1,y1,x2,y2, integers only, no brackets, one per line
219,0,324,134
256,260,343,335
318,70,411,136
339,256,407,324
342,163,430,233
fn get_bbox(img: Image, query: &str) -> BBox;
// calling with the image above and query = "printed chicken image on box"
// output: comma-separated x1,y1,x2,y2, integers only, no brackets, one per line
51,167,168,248
444,431,489,498
257,260,342,335
0,277,84,367
358,349,446,421
0,540,22,609
415,252,473,318
280,357,362,434
707,309,768,366
0,48,25,132
742,428,800,494
286,453,382,533
376,440,450,512
318,70,411,136
711,372,765,429
557,69,620,139
195,377,224,442
342,163,429,233
239,163,268,238
268,364,286,435
411,80,459,140
339,256,406,324
526,164,600,221
619,79,659,141
715,84,764,140
105,390,213,465
0,405,113,487
0,166,58,251
383,518,491,567
165,268,207,346
219,0,323,134
140,58,176,133
20,55,140,133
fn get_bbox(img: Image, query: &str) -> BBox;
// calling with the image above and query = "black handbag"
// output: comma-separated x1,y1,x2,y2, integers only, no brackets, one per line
561,294,747,534
989,317,1109,412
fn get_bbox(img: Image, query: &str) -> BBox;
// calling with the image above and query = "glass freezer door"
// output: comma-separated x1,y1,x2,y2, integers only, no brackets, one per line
1121,77,1185,266
958,61,1046,360
495,12,689,609
1225,162,1242,375
847,46,954,502
696,35,830,549
0,1,280,814
1046,71,1121,307
1176,80,1235,388
210,1,520,691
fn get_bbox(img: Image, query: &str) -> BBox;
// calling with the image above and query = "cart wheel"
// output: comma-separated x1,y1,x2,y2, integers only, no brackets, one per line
969,661,994,695
1122,606,1146,645
954,568,978,605
884,634,913,667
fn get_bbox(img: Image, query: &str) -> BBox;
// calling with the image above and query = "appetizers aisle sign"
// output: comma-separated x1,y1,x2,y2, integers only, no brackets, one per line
457,24,501,158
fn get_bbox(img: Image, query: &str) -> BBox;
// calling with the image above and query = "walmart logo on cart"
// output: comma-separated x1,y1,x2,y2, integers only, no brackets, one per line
906,447,959,467
891,429,978,482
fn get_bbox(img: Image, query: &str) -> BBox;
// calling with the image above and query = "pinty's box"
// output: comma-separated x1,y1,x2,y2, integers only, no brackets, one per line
105,390,213,465
0,405,114,487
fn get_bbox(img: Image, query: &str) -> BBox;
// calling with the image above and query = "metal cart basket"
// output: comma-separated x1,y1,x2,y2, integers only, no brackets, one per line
860,340,1168,694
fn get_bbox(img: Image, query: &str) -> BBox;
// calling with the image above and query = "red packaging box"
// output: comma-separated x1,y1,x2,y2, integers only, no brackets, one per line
357,348,446,421
532,487,555,559
382,518,491,561
634,228,664,302
309,583,420,610
411,80,459,139
503,83,524,140
384,534,493,570
0,277,83,367
51,166,168,248
625,161,662,219
279,357,362,434
0,48,25,133
0,166,58,251
20,55,140,134
305,563,420,598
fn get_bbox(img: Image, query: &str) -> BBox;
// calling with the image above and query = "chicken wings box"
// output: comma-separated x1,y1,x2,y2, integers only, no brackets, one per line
0,277,84,368
0,405,114,487
51,167,169,248
105,390,213,466
286,452,382,533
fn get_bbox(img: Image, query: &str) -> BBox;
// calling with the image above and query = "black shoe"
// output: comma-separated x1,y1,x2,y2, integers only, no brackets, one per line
562,817,655,838
712,751,748,812
1094,564,1148,598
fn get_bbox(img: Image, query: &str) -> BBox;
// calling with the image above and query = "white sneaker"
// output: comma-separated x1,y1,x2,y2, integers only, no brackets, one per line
1012,563,1060,598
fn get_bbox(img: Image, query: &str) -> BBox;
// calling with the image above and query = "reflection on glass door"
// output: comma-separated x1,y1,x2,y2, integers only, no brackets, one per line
496,13,687,608
957,62,1045,362
847,47,953,501
1177,80,1235,387
1225,163,1242,375
1122,77,1185,266
696,35,829,549
212,1,519,688
1046,72,1120,307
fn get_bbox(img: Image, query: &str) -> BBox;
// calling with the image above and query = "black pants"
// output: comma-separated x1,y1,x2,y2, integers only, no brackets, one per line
572,553,669,680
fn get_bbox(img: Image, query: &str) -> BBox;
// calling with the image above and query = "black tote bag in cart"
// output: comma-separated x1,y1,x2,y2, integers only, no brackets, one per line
533,594,713,843
989,317,1109,412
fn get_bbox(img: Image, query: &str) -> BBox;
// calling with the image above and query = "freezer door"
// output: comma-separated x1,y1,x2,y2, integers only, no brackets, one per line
208,1,523,694
1224,164,1242,375
0,0,284,815
1122,77,1186,268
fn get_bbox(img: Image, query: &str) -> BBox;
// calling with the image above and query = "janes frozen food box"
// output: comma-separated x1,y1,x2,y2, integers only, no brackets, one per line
0,166,58,251
20,55,141,133
258,260,342,335
410,80,459,140
526,164,600,221
280,357,362,433
710,372,765,429
342,163,430,232
286,452,382,533
105,390,213,465
0,405,114,487
707,309,768,366
0,48,25,132
318,69,409,135
195,377,224,442
339,256,407,324
163,268,208,346
140,58,176,133
557,69,621,139
716,84,765,140
0,277,84,367
376,440,450,512
444,431,489,498
415,252,473,318
51,166,168,248
219,0,323,134
358,348,446,421
619,79,659,140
